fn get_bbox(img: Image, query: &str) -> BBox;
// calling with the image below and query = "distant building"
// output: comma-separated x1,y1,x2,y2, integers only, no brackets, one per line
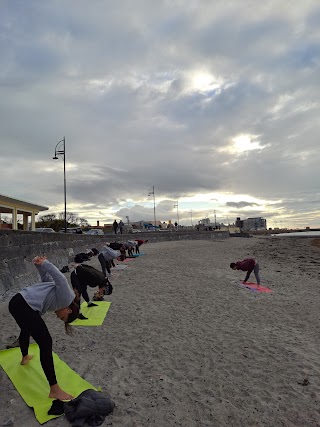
236,217,267,231
199,218,211,226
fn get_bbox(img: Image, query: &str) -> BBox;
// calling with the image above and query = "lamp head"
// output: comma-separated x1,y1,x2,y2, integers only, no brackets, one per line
53,156,58,160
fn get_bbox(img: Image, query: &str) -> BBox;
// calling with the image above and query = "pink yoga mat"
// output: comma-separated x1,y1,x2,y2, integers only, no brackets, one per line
239,281,272,293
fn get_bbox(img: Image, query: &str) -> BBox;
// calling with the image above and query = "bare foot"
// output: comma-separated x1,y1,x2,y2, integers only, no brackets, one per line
49,384,74,401
21,355,33,365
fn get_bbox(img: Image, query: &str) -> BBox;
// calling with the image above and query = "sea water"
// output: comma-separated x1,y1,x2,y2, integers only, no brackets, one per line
272,231,320,237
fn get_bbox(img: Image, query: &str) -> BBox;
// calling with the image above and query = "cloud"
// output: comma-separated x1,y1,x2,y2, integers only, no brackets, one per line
1,0,320,229
226,201,260,209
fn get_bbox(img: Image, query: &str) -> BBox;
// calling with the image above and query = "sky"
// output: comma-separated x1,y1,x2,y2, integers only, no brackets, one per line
1,0,320,229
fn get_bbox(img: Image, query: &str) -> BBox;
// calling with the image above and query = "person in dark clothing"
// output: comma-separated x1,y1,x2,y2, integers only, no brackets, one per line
112,220,118,234
71,264,108,318
8,256,79,401
108,241,123,250
118,220,124,234
108,242,126,258
230,258,260,286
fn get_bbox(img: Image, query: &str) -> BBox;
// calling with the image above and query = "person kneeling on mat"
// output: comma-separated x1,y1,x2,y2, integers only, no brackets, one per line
8,256,79,401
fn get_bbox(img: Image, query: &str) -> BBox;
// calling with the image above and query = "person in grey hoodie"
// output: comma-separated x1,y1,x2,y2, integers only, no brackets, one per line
98,245,119,277
8,256,79,401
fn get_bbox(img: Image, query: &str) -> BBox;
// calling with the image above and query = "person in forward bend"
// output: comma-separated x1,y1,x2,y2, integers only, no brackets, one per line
230,258,261,286
8,256,79,401
127,240,138,254
121,242,134,257
134,239,148,254
71,254,109,319
98,245,119,276
108,242,126,260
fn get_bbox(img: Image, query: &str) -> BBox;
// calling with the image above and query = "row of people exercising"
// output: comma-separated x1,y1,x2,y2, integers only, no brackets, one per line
7,240,149,402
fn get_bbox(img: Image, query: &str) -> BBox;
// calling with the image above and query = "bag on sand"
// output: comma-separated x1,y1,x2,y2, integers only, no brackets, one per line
104,280,113,295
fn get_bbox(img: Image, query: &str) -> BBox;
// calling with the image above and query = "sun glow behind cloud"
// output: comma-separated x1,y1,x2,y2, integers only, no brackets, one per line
233,135,261,152
219,134,268,155
191,72,221,92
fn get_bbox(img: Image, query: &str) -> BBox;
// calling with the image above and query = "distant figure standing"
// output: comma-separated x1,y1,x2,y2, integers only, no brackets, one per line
118,220,124,234
113,220,118,234
230,258,260,286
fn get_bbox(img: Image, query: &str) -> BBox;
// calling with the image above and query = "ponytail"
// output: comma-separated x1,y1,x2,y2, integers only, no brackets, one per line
64,301,80,335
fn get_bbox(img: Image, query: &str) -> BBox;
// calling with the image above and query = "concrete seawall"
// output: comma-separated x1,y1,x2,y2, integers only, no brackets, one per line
0,229,229,296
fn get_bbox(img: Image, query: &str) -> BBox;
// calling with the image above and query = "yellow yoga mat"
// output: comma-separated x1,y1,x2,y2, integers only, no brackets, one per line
71,300,111,326
0,344,96,424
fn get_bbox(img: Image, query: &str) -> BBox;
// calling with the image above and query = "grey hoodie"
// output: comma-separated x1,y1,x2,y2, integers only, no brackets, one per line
100,246,119,261
19,260,75,315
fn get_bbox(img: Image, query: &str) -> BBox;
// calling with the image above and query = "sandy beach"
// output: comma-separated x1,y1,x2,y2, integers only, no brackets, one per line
0,236,320,427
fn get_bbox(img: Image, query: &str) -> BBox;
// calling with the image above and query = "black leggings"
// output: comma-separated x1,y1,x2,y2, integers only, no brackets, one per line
9,293,57,386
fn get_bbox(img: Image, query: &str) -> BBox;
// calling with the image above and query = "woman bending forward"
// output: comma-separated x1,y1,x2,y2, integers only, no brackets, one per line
9,256,79,401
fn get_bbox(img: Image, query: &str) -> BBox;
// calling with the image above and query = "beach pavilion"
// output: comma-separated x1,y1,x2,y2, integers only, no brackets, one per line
0,193,48,231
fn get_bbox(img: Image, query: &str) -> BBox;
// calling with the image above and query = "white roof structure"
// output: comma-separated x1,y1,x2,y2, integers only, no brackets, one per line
0,193,48,231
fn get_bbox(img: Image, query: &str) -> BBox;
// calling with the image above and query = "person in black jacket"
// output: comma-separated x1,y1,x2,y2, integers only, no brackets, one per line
112,220,118,234
70,262,108,319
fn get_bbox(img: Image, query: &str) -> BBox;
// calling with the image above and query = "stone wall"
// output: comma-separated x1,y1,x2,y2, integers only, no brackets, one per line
0,229,229,296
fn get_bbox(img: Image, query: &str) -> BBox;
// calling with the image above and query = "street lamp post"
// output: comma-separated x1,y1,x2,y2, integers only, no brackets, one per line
53,137,67,233
148,185,156,228
174,201,179,225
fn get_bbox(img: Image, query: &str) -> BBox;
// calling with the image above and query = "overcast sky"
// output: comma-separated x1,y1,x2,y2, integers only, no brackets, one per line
1,0,320,228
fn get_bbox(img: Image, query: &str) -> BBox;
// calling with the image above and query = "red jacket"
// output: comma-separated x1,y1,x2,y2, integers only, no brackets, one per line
135,239,145,246
235,258,255,273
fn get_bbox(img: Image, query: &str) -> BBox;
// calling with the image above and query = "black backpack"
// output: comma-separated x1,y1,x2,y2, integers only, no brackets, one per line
104,278,113,295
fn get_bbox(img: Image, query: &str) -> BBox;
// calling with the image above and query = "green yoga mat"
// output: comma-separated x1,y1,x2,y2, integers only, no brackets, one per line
72,300,111,326
0,344,96,424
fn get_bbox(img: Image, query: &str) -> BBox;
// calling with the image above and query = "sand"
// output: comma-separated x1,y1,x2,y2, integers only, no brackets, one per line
0,236,320,426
